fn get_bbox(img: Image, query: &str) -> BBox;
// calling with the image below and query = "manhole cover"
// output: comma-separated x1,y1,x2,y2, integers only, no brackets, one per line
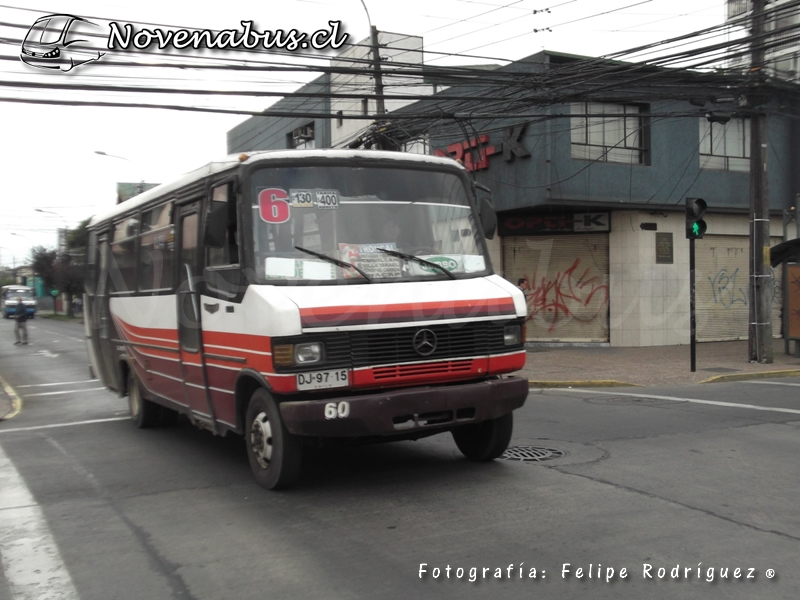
501,445,567,462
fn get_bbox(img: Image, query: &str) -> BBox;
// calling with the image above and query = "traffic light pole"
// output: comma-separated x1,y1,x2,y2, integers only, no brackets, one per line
685,197,706,372
690,237,696,372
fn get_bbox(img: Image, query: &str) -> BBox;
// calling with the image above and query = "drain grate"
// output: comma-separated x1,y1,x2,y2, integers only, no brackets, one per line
501,445,567,462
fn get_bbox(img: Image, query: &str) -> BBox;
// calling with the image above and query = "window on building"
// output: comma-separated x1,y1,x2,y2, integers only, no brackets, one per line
287,123,315,149
571,102,647,164
699,118,750,172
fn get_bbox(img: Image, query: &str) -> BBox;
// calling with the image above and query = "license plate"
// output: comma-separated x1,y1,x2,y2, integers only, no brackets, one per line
297,369,349,391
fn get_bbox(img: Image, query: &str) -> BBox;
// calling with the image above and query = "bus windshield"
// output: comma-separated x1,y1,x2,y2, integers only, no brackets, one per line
3,287,34,300
250,164,488,283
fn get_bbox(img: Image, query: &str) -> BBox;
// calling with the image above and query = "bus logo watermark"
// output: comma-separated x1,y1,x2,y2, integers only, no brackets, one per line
20,14,105,72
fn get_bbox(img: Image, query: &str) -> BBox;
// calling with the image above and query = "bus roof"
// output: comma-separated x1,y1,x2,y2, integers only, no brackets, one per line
87,149,464,227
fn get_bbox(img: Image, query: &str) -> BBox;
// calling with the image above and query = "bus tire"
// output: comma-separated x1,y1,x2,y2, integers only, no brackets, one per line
128,370,160,429
451,412,513,461
160,407,179,427
245,388,302,490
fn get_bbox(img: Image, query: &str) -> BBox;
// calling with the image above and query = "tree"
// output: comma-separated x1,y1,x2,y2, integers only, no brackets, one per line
66,218,90,260
54,253,84,317
30,245,58,300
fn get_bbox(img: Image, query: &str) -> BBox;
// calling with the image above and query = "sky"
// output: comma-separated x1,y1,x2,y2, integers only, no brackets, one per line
0,0,729,266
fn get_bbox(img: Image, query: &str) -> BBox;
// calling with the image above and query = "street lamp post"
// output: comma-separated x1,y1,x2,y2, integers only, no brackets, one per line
94,150,145,196
0,246,17,284
34,208,69,252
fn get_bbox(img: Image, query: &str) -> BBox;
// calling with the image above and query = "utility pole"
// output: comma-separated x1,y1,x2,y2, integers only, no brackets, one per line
748,0,773,363
369,25,385,116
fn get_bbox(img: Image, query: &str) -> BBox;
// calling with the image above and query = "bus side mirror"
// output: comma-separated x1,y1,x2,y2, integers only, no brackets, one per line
480,198,497,240
205,201,228,248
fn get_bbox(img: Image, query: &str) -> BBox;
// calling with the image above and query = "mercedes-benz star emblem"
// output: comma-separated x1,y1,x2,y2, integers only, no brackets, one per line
413,328,437,356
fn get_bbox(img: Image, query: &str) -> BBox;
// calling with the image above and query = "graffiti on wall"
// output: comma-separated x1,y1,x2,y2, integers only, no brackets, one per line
707,267,780,309
707,267,748,309
520,257,609,332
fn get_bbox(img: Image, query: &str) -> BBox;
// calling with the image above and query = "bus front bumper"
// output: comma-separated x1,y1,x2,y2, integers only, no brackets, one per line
279,376,528,437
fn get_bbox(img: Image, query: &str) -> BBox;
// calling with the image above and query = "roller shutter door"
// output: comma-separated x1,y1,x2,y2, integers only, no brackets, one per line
696,235,782,342
503,234,609,342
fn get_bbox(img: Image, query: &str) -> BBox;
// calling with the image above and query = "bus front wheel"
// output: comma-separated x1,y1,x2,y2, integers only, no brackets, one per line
451,412,513,461
245,389,303,490
128,370,160,429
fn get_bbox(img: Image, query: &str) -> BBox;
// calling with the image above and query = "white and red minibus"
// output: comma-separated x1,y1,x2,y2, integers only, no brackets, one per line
84,150,528,489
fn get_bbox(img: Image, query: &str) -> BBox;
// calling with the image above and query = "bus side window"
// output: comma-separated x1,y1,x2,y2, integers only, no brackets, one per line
139,201,175,293
85,231,98,294
207,182,239,268
110,215,138,294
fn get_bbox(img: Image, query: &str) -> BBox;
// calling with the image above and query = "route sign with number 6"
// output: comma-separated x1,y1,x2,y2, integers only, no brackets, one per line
259,188,291,223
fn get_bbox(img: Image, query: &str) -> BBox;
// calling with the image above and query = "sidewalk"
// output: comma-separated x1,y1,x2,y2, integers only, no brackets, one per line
520,338,800,387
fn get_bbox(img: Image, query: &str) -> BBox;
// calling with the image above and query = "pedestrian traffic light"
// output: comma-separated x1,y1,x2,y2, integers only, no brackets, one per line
685,197,707,239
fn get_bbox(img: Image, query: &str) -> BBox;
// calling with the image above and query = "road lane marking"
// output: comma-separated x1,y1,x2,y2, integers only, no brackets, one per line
0,417,129,434
553,388,800,415
0,374,22,421
16,380,99,389
0,445,80,600
23,388,107,398
746,381,800,387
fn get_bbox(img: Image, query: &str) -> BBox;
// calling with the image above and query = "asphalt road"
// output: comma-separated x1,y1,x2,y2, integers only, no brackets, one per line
0,316,798,600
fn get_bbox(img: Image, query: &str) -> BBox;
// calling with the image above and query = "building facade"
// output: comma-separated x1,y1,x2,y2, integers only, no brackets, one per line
727,0,800,80
228,50,800,347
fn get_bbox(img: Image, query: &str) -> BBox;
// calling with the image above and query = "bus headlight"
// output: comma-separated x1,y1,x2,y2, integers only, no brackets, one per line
503,324,522,346
273,342,324,367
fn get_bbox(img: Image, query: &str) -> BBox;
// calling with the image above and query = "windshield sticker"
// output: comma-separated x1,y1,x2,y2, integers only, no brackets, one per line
463,255,486,272
289,189,314,207
339,243,401,278
300,260,335,280
258,188,291,224
315,190,339,210
265,256,297,278
409,255,464,276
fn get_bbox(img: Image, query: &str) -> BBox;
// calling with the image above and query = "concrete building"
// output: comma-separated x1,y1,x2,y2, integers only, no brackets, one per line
228,31,432,154
727,0,800,80
227,48,800,347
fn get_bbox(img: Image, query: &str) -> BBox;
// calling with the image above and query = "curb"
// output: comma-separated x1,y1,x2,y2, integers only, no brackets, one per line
528,380,640,389
701,369,800,384
0,373,22,422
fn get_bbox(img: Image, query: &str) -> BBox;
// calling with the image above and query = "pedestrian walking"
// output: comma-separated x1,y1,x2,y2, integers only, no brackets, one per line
14,297,28,345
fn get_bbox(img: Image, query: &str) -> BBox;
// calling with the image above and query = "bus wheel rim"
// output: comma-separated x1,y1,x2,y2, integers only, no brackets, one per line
249,411,273,469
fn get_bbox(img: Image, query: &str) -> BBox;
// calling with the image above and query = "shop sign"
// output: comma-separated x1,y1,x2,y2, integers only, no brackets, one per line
499,212,610,236
433,124,530,172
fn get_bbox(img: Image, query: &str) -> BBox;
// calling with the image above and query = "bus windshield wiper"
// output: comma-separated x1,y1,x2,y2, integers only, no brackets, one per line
377,248,456,280
294,246,371,282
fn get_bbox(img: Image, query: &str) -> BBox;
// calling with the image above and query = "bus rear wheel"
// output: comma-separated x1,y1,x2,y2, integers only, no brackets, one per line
128,370,160,428
245,389,303,490
451,412,513,461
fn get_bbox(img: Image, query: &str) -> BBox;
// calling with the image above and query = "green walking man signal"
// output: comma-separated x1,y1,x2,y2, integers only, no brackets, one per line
685,197,707,240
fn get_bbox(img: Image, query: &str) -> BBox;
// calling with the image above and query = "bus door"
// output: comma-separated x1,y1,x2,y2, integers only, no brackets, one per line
176,200,218,431
91,233,118,389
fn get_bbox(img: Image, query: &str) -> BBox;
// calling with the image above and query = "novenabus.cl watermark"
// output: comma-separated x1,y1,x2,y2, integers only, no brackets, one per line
20,14,349,73
106,20,348,52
